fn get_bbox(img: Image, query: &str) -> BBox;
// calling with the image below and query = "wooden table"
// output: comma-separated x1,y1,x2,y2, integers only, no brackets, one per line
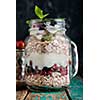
16,76,83,100
16,89,70,100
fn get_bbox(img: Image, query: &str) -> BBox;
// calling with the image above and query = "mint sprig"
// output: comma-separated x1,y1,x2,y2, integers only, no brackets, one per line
35,5,49,20
26,5,49,25
41,34,53,41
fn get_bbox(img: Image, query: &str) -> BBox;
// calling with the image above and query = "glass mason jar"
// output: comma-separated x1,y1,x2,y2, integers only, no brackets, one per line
24,18,78,90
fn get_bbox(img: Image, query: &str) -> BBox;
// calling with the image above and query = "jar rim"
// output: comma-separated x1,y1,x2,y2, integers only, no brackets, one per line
28,18,66,24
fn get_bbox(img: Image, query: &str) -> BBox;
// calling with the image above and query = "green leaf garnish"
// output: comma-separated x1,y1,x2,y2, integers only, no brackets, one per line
41,34,53,41
35,5,49,20
26,20,30,25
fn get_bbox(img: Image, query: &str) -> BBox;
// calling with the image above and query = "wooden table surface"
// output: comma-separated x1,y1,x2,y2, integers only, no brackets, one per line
16,76,83,100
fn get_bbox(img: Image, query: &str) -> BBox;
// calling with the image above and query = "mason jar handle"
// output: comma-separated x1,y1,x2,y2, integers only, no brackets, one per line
21,49,25,80
71,41,78,77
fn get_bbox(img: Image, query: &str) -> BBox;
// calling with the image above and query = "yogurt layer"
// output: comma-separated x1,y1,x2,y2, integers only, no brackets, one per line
25,52,69,70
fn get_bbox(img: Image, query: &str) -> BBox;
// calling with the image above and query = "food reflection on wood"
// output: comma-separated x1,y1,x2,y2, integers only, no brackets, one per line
16,90,28,100
16,90,69,100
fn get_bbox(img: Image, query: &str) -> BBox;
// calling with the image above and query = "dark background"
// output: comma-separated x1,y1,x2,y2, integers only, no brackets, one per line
16,0,83,77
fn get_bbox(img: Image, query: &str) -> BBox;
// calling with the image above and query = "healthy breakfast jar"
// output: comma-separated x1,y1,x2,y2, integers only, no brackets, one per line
23,18,78,89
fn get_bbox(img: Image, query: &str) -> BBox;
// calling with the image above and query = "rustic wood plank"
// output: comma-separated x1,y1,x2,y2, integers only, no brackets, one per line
25,91,69,100
16,90,28,100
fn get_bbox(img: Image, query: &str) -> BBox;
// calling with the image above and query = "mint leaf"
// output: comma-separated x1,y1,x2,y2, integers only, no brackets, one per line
35,5,49,20
43,13,49,18
26,20,30,24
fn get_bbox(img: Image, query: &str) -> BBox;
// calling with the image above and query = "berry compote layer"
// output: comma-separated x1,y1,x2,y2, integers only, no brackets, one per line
25,64,70,87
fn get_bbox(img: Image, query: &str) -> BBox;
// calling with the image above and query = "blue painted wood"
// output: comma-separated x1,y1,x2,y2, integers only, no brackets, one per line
40,96,46,100
35,96,38,100
29,76,83,100
31,91,69,100
48,96,53,100
69,76,83,100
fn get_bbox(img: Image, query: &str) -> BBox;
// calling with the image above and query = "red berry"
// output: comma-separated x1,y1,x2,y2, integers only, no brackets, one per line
16,41,25,49
50,67,54,71
47,70,52,75
54,64,57,67
62,70,67,75
42,71,47,75
60,67,66,75
60,67,63,72
66,68,68,75
57,67,60,72
53,64,58,70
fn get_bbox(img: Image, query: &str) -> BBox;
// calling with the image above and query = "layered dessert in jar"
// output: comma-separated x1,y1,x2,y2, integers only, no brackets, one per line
24,19,72,88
